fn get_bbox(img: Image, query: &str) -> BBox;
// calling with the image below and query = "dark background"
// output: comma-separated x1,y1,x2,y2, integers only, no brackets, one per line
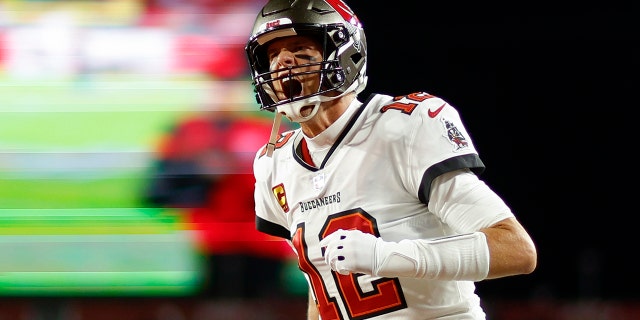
349,2,636,301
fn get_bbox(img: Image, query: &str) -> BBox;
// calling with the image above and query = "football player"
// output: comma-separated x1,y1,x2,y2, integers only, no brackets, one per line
245,0,537,319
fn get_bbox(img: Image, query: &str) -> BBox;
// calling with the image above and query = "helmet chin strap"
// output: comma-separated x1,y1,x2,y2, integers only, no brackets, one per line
265,112,283,157
264,97,322,157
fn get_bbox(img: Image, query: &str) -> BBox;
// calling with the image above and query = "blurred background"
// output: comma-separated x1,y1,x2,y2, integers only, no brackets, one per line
0,0,635,319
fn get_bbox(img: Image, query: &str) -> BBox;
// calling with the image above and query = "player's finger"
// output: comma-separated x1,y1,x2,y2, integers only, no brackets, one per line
319,229,346,248
323,242,343,266
327,251,350,275
334,267,350,275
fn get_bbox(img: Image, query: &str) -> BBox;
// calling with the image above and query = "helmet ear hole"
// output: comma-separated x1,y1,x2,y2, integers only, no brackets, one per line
351,52,363,65
321,59,345,89
319,72,341,93
328,70,345,86
332,28,347,43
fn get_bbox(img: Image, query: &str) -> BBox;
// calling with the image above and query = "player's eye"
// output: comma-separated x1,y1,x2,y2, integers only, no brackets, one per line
267,50,278,61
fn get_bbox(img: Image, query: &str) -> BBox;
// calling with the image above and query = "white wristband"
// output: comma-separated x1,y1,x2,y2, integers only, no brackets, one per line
373,232,490,281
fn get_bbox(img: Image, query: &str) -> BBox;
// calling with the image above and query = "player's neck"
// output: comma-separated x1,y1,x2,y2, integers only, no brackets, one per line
300,93,355,138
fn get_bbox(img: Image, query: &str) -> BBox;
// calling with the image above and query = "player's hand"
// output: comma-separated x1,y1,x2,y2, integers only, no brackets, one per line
320,229,422,278
319,229,378,275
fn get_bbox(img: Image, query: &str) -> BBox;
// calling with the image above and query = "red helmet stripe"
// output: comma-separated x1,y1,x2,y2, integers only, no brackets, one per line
325,0,361,26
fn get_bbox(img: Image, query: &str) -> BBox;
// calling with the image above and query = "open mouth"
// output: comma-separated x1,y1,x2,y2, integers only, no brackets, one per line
282,78,302,99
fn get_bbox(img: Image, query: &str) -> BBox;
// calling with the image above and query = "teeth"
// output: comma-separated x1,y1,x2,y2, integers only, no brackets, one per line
282,79,302,99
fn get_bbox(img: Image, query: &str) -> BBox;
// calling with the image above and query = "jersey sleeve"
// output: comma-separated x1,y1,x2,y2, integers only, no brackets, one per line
253,147,292,240
429,169,515,233
398,94,485,206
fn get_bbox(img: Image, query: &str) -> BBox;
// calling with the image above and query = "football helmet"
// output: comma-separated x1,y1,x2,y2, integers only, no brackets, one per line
245,0,368,122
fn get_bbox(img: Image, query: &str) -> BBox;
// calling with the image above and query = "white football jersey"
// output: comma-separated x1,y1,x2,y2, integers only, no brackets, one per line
253,92,505,319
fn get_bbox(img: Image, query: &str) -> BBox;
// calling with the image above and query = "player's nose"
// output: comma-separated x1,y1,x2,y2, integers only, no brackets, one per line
274,49,296,68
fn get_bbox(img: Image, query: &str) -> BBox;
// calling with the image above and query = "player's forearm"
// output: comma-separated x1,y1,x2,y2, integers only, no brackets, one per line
481,217,537,279
321,228,490,281
375,231,490,281
376,218,536,281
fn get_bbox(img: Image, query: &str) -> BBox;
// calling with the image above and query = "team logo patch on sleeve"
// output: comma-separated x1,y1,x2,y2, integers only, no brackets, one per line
441,118,469,151
272,183,289,213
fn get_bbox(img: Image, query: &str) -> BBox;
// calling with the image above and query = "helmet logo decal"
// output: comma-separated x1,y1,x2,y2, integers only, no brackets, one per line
325,0,362,27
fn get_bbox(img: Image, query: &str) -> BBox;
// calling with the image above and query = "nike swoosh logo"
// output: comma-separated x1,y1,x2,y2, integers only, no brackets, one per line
428,103,446,118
